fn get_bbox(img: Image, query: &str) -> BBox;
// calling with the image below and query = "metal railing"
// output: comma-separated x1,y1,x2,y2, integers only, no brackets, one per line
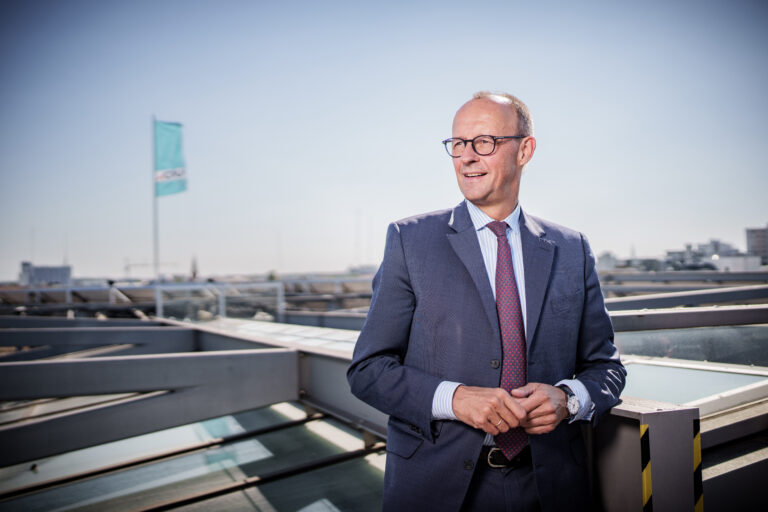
153,282,285,321
0,282,285,321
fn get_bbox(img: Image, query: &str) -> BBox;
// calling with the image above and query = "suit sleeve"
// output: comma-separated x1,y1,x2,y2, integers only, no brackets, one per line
347,223,443,441
574,233,626,420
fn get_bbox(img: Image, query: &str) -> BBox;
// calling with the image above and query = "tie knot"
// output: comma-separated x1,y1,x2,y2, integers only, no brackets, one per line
486,221,508,238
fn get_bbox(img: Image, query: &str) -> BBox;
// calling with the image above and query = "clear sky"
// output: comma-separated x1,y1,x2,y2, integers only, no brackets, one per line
1,0,767,281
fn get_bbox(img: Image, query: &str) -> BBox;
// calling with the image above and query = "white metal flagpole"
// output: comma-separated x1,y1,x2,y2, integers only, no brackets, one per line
152,115,162,316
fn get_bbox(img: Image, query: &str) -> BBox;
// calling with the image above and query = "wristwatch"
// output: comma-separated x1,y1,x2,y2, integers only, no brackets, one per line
558,385,580,419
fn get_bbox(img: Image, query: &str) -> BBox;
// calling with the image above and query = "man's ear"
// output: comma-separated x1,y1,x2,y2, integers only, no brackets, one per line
518,136,536,166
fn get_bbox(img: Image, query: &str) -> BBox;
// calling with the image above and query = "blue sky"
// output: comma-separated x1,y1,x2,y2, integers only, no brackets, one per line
1,0,767,280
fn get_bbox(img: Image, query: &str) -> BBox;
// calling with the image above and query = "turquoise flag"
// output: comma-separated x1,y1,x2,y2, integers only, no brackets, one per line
153,120,187,197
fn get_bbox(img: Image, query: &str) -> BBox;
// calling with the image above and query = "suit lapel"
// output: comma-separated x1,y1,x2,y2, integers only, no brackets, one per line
446,202,501,343
519,210,555,350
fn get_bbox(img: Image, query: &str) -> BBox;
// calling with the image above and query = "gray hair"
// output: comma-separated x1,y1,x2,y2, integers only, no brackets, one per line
472,91,534,137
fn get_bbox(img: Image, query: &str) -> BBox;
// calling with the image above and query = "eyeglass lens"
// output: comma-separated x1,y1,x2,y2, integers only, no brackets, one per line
448,136,496,156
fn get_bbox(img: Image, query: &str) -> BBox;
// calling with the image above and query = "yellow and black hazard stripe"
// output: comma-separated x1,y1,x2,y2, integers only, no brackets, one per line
693,419,704,512
641,423,653,512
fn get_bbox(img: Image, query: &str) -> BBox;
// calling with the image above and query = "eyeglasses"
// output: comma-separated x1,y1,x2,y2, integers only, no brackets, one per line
441,135,526,157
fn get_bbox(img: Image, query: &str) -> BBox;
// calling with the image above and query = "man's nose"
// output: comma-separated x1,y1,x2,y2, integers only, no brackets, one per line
459,142,479,163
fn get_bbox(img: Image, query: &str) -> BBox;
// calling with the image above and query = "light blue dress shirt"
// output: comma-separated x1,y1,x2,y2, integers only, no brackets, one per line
431,201,594,434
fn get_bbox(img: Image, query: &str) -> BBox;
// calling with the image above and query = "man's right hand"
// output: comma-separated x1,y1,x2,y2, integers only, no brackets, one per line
452,385,528,435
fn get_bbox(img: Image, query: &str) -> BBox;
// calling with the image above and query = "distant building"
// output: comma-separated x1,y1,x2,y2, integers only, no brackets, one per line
665,237,761,272
746,223,768,264
665,240,736,271
696,239,739,258
666,244,697,267
710,255,761,272
665,243,715,270
19,261,72,286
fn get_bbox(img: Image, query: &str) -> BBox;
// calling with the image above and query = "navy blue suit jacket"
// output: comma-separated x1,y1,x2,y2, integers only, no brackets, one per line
347,202,625,511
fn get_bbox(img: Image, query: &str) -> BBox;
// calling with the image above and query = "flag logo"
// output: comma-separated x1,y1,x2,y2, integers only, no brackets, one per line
153,120,187,197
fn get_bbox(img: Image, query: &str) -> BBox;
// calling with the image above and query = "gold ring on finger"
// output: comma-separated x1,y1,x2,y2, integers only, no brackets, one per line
495,419,503,427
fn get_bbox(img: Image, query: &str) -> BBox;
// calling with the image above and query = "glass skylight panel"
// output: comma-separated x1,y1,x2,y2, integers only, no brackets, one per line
0,395,134,427
0,410,260,495
622,362,767,404
615,324,768,367
251,457,384,512
201,319,358,354
0,404,380,512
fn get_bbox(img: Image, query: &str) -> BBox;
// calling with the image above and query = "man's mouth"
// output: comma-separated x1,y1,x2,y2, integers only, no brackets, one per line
463,172,487,178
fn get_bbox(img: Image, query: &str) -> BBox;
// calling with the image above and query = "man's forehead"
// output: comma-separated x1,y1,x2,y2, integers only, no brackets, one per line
453,98,517,131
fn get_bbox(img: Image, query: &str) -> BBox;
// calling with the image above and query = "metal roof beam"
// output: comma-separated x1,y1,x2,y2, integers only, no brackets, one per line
0,349,299,466
611,304,768,331
605,284,768,310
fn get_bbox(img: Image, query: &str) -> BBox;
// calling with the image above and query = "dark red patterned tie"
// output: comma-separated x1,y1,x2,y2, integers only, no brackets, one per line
487,221,528,459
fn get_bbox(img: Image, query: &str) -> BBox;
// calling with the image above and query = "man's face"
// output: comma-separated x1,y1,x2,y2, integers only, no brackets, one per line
451,98,533,219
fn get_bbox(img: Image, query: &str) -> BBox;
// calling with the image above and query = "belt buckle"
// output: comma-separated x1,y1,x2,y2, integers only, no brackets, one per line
487,447,507,469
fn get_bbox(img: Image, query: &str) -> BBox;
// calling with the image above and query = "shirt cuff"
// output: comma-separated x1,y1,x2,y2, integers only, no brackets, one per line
556,378,594,422
431,381,463,420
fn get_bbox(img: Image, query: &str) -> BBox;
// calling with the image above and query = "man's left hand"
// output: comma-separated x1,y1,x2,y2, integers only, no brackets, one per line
510,383,569,434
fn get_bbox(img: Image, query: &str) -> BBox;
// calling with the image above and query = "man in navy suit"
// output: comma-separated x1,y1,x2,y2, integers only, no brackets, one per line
347,92,625,511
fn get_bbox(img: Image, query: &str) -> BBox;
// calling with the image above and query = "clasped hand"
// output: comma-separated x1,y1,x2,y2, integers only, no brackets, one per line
452,383,568,435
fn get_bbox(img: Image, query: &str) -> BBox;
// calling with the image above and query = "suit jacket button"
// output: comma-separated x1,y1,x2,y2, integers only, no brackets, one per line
410,425,422,434
490,359,500,369
464,459,474,470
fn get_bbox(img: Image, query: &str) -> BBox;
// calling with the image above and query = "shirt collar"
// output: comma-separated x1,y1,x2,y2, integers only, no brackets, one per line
465,200,521,233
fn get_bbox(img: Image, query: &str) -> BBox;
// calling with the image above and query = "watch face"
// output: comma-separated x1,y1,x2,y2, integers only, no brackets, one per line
567,396,580,416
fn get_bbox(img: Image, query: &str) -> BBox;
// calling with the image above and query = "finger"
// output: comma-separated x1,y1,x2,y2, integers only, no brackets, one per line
523,412,558,427
524,424,556,435
491,405,517,430
477,390,516,430
525,398,558,419
485,416,505,435
518,391,548,413
477,389,525,428
475,412,502,435
523,412,561,434
510,383,536,398
474,397,509,434
499,395,528,426
527,408,554,420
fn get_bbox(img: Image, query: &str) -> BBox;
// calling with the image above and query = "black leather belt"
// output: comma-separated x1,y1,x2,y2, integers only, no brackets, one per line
480,445,532,469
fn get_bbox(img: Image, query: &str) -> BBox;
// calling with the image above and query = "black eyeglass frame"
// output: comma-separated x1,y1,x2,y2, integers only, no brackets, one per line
441,135,526,158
